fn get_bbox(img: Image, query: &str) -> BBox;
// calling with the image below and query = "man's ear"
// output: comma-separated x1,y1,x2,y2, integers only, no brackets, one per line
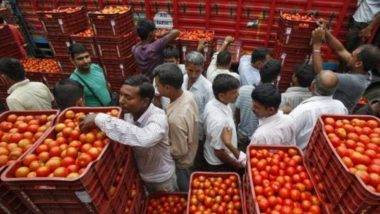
355,60,363,69
76,97,85,107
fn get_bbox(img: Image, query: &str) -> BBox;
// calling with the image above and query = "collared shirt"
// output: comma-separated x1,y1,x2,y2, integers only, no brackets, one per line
235,85,259,139
167,91,199,169
238,55,261,86
178,64,186,74
353,0,380,23
334,73,370,112
206,53,240,83
290,96,348,150
280,86,313,111
6,79,53,111
250,111,296,146
203,98,238,165
70,64,111,107
94,104,175,183
132,34,171,79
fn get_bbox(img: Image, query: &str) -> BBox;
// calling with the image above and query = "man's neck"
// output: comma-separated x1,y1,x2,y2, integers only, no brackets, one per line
188,77,198,89
132,105,150,122
217,66,230,70
170,89,183,103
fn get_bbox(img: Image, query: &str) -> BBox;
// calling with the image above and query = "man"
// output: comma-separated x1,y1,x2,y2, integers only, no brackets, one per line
312,27,380,112
355,96,380,117
203,74,245,171
53,79,85,110
163,46,186,74
132,19,180,80
238,48,270,86
290,71,348,150
260,59,282,84
280,64,315,113
347,1,380,51
80,75,177,193
69,43,111,107
206,36,240,82
250,84,296,146
154,63,199,191
0,57,53,110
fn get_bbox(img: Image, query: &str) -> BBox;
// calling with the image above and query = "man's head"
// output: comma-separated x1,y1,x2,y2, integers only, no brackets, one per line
163,46,180,64
136,19,156,42
120,75,155,115
212,74,240,104
185,51,205,83
216,50,232,69
310,70,339,96
260,59,282,84
251,83,281,119
69,43,91,73
292,64,315,87
369,97,380,117
154,63,183,98
251,48,271,70
0,57,26,85
53,79,84,110
350,44,380,73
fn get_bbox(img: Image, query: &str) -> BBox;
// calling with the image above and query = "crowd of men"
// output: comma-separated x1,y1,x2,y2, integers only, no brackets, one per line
0,1,379,193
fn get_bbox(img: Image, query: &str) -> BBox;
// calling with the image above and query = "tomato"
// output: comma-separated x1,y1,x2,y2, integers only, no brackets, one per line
36,166,50,177
324,117,335,125
15,166,30,177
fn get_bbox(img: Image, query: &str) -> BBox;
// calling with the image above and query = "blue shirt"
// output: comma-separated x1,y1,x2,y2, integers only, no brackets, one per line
238,55,261,86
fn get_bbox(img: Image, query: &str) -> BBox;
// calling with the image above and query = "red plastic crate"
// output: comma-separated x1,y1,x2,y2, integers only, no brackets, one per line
0,107,131,213
304,115,380,213
88,6,135,37
46,35,72,56
37,6,89,35
123,174,146,214
246,145,330,213
143,192,187,214
96,32,138,58
71,29,99,58
187,171,244,214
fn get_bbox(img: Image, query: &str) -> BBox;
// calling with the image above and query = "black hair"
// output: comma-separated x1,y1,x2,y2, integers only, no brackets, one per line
294,64,315,87
0,57,25,81
357,44,380,72
163,46,180,59
251,48,269,64
260,59,281,83
251,83,281,109
123,74,155,102
153,63,183,89
216,50,232,67
212,74,240,99
53,79,84,110
68,43,88,59
136,19,156,40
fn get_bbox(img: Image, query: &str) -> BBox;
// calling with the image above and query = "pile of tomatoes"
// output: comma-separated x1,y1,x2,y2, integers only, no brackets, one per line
179,30,214,42
324,117,380,192
249,148,322,214
12,109,119,178
73,28,94,37
100,6,130,14
189,174,242,214
281,13,313,22
146,194,187,214
50,7,81,14
0,113,56,167
22,58,61,73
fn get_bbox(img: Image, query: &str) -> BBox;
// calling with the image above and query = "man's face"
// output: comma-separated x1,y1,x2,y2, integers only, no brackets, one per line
72,52,91,72
164,57,179,64
252,100,273,119
186,63,202,83
154,77,169,97
119,85,147,114
349,48,363,71
220,89,239,104
252,54,272,70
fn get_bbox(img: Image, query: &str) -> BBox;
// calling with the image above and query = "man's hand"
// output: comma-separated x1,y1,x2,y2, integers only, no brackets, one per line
316,18,328,30
224,36,234,44
79,113,98,133
197,39,207,52
221,126,233,147
312,27,325,46
359,25,373,41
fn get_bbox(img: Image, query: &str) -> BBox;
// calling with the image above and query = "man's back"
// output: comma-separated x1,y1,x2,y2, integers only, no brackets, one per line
7,80,53,111
280,86,313,111
235,85,258,139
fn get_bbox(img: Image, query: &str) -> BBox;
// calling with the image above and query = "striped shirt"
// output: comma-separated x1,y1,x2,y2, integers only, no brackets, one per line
235,85,259,139
280,87,313,112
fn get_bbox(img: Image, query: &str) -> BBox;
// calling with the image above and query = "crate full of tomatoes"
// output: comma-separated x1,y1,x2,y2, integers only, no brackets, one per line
246,145,327,214
0,110,59,214
188,172,243,214
37,6,88,35
0,107,132,213
304,115,380,213
88,6,135,37
71,28,99,58
144,192,187,214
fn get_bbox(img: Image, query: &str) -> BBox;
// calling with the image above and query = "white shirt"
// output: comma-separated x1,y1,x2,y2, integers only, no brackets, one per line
94,104,175,183
289,96,348,150
206,53,240,83
235,85,259,138
6,79,53,111
203,99,238,165
238,55,261,86
178,64,186,74
353,0,380,23
250,111,296,146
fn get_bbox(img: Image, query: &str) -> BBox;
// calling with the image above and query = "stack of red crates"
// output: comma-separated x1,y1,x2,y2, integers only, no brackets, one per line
0,24,26,59
273,12,317,92
89,6,139,91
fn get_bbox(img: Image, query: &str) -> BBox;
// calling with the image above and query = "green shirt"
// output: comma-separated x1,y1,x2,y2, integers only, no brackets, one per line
70,64,111,107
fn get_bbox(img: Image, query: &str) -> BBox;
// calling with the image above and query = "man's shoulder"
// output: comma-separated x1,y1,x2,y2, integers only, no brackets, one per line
239,85,255,93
